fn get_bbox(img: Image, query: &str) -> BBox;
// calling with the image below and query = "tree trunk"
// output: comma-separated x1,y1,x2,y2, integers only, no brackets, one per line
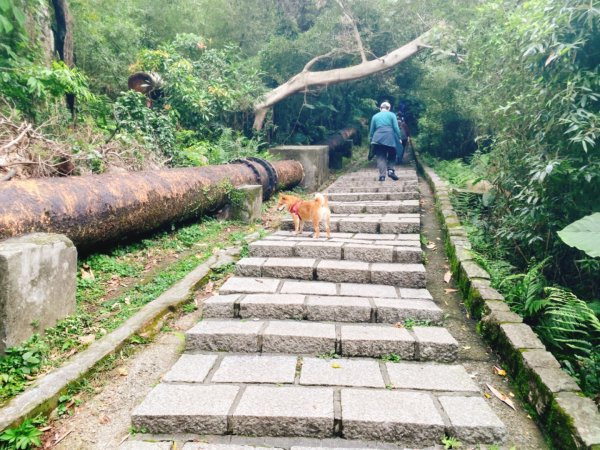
253,31,429,130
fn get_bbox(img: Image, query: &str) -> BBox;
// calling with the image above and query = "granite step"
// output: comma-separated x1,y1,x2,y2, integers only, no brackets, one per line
234,257,426,288
131,362,505,445
219,276,432,300
326,185,417,193
325,191,419,201
249,239,422,263
203,293,443,323
280,214,420,234
185,319,458,361
328,200,419,214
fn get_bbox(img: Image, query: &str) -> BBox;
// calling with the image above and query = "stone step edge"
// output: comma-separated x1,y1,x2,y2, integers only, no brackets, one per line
219,276,433,300
203,293,443,324
249,241,421,263
131,385,505,445
235,258,426,288
185,319,458,362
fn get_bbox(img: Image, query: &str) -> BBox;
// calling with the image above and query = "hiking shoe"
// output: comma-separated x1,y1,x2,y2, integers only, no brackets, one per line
379,176,385,182
388,171,399,181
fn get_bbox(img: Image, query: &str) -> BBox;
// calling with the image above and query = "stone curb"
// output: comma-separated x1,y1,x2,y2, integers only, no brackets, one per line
414,152,600,450
0,242,249,432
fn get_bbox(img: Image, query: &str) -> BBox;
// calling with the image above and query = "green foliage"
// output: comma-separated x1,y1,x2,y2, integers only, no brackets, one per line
113,90,176,159
441,435,462,449
0,417,44,450
0,339,45,402
379,353,402,363
558,213,600,258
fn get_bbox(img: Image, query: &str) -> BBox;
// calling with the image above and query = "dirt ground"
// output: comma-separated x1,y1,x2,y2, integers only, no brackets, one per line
44,169,549,450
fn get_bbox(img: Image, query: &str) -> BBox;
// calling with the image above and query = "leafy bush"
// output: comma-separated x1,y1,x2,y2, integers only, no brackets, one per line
0,417,43,450
0,339,45,402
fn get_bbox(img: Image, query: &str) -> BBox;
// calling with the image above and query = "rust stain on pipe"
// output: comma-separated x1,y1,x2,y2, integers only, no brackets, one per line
0,160,303,246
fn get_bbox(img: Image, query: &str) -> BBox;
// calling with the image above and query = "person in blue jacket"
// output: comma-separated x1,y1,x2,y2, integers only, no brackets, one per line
368,101,402,181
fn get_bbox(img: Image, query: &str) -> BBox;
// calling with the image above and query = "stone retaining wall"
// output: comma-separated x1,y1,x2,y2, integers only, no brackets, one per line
414,152,600,450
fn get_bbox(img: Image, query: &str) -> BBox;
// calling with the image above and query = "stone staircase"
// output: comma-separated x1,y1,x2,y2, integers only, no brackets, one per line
123,166,507,449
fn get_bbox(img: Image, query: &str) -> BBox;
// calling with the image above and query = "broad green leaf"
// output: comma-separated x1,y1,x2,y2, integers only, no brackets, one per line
558,213,600,258
0,0,10,13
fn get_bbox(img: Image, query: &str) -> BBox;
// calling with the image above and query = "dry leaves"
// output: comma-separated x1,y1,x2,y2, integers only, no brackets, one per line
444,288,458,293
117,367,128,377
80,264,95,280
78,334,96,345
443,271,452,283
98,413,111,425
331,362,341,369
486,383,516,410
426,242,437,250
493,365,507,377
204,281,215,293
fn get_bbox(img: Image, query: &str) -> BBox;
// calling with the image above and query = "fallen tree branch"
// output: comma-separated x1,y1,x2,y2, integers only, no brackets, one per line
1,124,32,150
253,30,430,130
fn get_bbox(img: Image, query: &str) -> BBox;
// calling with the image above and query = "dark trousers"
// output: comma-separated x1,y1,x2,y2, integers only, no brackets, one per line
373,144,395,178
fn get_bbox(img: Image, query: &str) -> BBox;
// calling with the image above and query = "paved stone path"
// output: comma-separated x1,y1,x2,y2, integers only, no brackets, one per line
122,164,508,449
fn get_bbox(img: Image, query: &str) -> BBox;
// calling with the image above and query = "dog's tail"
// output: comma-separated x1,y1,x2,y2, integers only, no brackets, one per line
314,193,328,207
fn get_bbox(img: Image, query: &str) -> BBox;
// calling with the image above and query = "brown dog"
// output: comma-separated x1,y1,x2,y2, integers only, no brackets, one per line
277,193,331,238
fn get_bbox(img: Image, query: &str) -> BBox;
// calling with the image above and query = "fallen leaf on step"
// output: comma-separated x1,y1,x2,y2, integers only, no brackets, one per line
462,346,471,350
486,383,516,410
443,271,452,283
78,334,96,345
331,362,341,369
204,281,214,293
426,243,436,250
117,367,128,377
484,392,491,399
493,365,507,377
444,288,458,293
393,322,405,328
98,414,111,425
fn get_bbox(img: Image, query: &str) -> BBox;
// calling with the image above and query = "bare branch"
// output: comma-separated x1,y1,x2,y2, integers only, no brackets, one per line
1,124,32,151
303,50,338,72
335,0,367,63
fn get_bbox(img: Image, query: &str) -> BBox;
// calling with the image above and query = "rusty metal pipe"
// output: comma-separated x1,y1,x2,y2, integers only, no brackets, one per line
0,160,303,247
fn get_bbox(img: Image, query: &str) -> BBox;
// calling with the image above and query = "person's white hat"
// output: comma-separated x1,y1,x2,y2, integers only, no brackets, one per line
380,101,391,110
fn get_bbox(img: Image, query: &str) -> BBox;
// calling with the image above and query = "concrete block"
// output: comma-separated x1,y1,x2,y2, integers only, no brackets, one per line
235,258,266,277
281,280,337,296
554,391,600,449
183,445,284,450
339,283,397,298
231,386,334,437
162,354,218,383
262,321,336,354
500,323,545,350
270,145,329,191
299,357,385,388
374,299,443,324
521,349,561,369
340,389,445,444
262,258,316,279
379,218,419,234
211,354,297,384
249,241,296,258
131,384,239,434
413,327,458,363
306,296,371,322
316,260,370,283
339,218,379,234
343,244,394,263
438,396,506,443
219,277,280,295
386,362,478,392
203,294,240,318
295,241,343,259
533,367,581,393
186,319,263,352
393,247,422,263
239,294,305,320
370,263,426,288
341,325,414,358
0,233,76,352
230,185,262,223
